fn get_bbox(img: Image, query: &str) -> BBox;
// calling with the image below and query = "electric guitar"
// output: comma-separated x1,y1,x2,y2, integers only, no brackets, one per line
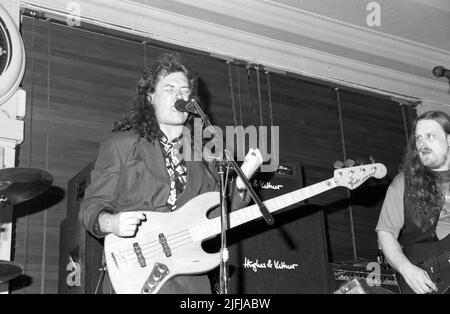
398,235,450,294
104,163,387,294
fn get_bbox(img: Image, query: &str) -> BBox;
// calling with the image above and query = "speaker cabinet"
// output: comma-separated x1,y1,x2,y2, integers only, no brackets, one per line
58,162,104,294
225,162,332,293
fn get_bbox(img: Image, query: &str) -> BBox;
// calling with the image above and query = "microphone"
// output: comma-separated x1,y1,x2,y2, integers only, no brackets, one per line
174,97,199,114
432,66,450,80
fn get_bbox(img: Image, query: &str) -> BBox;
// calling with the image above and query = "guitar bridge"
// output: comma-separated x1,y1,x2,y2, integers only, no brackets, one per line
141,263,170,294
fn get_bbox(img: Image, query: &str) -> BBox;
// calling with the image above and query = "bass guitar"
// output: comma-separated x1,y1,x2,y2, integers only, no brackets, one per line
104,163,387,294
398,235,450,294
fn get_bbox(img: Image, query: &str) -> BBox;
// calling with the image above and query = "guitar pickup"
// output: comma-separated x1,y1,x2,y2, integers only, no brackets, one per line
159,233,172,257
133,242,146,267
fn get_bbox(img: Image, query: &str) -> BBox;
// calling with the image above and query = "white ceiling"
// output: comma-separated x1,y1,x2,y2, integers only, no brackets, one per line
15,0,450,104
272,0,450,52
130,0,450,53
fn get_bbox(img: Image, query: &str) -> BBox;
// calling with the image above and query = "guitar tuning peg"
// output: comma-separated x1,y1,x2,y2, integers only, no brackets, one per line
333,160,345,169
369,155,376,164
344,159,355,167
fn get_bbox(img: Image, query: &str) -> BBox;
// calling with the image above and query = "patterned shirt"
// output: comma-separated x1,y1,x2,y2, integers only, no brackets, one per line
376,170,450,240
159,134,187,210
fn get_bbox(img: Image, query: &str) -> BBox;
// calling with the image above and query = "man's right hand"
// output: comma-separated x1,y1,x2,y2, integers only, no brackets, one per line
399,263,438,294
99,211,147,237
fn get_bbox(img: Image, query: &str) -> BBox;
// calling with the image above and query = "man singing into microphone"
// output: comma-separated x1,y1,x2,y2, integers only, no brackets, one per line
79,52,256,294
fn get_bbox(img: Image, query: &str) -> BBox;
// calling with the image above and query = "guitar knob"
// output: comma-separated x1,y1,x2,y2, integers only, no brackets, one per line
333,160,344,169
344,159,355,167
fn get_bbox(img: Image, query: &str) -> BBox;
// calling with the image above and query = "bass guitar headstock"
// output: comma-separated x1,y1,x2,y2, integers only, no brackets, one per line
333,162,387,190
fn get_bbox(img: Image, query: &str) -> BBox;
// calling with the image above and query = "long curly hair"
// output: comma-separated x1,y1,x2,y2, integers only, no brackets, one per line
401,110,450,222
113,52,200,143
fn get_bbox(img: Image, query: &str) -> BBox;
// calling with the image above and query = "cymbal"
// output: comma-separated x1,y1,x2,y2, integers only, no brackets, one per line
0,168,53,206
0,260,23,282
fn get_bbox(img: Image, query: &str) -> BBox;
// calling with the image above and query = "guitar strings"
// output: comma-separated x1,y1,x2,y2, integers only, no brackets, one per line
113,214,224,260
112,225,224,269
113,207,268,267
421,252,450,267
112,177,345,267
419,251,450,270
112,171,355,262
113,228,195,262
114,231,197,268
115,180,311,259
113,196,311,268
114,228,191,259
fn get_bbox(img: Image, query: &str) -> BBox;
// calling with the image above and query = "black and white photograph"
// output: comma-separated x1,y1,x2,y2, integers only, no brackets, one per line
0,0,449,302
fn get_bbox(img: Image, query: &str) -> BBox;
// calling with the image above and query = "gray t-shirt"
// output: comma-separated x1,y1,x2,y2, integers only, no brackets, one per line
376,171,450,240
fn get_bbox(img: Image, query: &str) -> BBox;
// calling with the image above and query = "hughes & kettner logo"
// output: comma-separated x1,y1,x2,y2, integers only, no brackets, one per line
243,257,299,272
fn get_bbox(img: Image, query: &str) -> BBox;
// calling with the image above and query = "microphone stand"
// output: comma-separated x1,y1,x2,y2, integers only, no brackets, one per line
188,98,275,294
